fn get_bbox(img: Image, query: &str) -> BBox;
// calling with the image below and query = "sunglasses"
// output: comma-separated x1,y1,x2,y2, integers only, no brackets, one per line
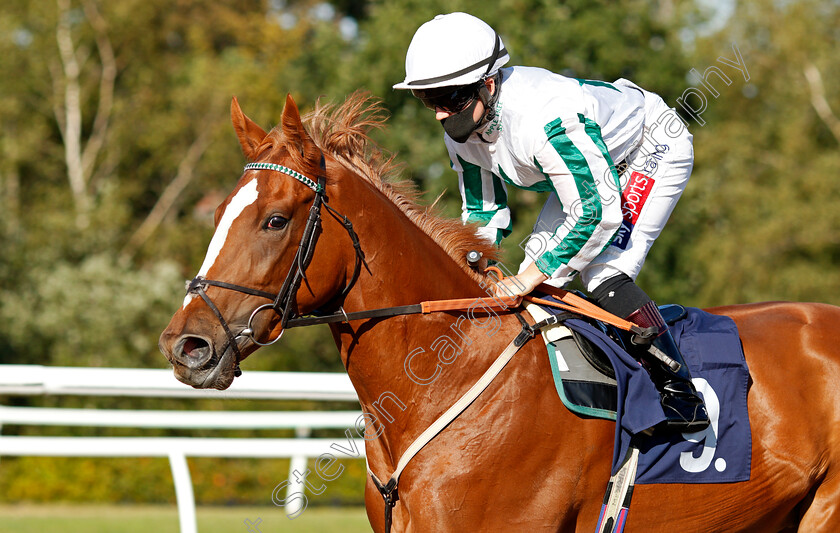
412,83,481,113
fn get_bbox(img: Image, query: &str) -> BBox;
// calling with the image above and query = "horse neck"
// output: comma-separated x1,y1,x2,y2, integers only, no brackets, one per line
327,173,510,466
338,178,486,308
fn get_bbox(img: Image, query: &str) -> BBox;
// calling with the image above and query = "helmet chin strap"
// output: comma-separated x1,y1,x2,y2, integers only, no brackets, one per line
478,81,496,123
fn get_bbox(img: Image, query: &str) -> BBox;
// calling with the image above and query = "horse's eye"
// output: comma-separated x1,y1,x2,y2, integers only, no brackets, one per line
266,215,288,230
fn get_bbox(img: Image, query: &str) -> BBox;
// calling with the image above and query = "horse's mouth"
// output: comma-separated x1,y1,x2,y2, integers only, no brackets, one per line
170,336,241,390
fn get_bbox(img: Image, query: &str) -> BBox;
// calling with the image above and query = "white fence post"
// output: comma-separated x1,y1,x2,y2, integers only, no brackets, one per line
169,451,198,533
286,426,312,517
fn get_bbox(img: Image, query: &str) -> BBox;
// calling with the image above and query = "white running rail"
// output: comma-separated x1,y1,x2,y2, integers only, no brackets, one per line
0,365,364,533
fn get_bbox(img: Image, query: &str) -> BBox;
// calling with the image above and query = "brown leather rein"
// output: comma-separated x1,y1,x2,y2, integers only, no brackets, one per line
283,270,648,337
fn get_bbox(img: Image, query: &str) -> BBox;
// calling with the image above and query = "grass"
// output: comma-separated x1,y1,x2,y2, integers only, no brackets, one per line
0,504,372,533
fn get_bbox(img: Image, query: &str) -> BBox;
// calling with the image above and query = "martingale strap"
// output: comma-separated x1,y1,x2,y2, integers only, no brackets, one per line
368,315,537,533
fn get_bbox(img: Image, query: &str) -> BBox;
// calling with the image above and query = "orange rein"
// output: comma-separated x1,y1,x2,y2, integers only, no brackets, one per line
417,266,642,334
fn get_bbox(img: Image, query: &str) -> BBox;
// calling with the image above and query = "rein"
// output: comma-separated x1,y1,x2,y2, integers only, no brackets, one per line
184,154,651,365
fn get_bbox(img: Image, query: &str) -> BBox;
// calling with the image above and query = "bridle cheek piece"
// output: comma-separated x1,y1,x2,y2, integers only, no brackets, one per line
184,153,368,377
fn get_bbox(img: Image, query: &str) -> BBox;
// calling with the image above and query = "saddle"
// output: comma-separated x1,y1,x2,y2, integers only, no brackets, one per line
526,299,688,421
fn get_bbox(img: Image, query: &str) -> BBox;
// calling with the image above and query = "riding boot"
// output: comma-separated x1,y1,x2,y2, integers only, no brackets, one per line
627,301,710,433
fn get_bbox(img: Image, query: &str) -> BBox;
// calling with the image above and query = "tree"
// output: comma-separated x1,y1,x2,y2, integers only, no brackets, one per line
643,0,840,306
0,0,708,368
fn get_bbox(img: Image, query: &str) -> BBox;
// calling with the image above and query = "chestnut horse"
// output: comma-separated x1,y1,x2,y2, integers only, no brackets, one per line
159,93,840,532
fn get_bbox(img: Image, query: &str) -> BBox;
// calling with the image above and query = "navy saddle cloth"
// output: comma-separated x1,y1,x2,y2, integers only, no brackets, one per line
532,298,752,485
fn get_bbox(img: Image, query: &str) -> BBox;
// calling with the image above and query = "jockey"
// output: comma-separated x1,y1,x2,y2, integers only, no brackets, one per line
394,12,709,433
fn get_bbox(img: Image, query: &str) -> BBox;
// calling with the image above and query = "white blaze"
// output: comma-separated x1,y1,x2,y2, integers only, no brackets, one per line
183,178,260,308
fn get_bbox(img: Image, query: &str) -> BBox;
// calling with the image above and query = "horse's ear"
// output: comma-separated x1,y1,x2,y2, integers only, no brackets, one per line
231,96,268,161
281,93,310,151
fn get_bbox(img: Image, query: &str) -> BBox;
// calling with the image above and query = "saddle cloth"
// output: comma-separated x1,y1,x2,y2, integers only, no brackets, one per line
527,301,752,484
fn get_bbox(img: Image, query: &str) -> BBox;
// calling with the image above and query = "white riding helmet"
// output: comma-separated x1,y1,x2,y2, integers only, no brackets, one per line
393,12,510,90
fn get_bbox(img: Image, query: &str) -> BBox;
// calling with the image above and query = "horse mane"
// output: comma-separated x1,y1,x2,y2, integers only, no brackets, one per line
289,91,499,282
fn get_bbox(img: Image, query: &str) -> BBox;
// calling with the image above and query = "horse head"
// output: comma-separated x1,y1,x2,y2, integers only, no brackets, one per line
159,94,358,390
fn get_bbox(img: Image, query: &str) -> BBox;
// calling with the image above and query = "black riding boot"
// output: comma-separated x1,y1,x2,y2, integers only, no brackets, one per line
627,301,710,433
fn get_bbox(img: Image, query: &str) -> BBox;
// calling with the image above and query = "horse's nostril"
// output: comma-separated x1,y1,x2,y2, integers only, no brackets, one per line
182,336,210,359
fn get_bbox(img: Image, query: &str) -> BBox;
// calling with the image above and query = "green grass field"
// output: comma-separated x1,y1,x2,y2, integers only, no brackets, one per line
0,505,372,533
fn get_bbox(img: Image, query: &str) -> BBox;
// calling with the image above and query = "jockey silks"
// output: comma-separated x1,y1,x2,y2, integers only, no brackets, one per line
445,66,693,291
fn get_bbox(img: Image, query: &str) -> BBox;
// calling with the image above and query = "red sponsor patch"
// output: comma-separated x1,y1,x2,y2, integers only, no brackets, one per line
620,171,655,225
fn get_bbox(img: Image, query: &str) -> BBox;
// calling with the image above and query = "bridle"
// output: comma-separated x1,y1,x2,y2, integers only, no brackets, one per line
185,152,368,375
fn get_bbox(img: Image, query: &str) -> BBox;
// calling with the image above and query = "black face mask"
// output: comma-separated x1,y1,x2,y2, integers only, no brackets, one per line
442,98,482,143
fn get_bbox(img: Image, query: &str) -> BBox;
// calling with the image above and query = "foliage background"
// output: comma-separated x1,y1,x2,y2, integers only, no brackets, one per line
1,0,838,507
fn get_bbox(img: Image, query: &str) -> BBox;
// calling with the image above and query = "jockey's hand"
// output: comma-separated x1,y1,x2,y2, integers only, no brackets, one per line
492,262,548,298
